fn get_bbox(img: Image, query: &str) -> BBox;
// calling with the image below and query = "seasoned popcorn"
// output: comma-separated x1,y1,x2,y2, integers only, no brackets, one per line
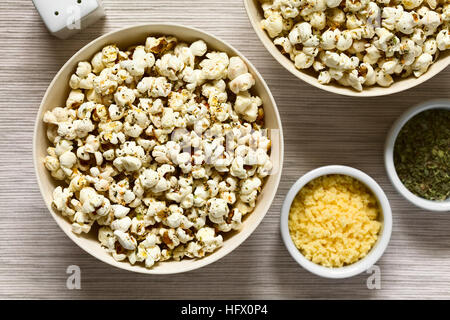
260,0,449,91
43,35,273,269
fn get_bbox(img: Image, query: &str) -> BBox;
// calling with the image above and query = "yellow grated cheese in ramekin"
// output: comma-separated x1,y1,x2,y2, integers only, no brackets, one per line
288,174,382,268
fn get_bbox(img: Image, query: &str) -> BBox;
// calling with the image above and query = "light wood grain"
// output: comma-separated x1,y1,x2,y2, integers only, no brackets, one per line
0,0,449,299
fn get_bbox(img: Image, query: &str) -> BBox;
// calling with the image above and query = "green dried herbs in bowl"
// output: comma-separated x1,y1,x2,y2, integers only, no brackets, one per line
393,109,450,201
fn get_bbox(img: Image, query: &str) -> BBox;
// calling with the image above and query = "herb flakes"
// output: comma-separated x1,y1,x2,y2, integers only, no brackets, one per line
394,109,450,201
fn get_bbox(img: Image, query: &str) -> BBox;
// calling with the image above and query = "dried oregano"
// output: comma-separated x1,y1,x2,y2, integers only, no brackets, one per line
394,109,450,201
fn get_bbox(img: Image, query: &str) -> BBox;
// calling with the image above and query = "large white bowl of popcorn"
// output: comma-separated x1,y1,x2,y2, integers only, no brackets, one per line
245,0,450,96
33,23,284,274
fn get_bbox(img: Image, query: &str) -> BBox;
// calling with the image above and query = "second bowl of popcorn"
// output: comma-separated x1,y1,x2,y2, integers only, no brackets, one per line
281,166,392,278
33,23,284,274
245,0,450,96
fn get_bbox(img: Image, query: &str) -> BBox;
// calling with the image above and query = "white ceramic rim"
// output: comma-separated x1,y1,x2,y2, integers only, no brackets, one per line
33,23,284,274
243,0,450,97
280,165,393,279
384,99,450,212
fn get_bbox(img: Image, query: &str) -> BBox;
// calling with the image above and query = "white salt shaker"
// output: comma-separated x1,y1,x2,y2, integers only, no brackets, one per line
32,0,105,39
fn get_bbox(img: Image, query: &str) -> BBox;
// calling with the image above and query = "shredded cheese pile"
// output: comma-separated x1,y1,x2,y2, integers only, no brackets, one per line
288,174,382,268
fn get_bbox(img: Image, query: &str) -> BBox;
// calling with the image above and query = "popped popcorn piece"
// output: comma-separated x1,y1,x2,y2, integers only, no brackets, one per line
190,40,208,56
155,53,184,81
228,57,248,80
120,46,155,77
206,198,230,224
66,89,85,109
229,73,255,94
114,86,136,107
145,36,177,54
114,230,137,250
234,92,262,122
102,45,119,67
376,68,395,86
79,187,104,213
200,52,229,80
196,227,223,253
294,52,315,69
261,10,283,38
437,29,450,50
112,204,130,218
137,76,172,97
98,226,115,249
69,62,95,90
412,52,433,76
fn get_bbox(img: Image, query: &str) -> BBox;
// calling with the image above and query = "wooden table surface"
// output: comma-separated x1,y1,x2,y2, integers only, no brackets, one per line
0,0,449,300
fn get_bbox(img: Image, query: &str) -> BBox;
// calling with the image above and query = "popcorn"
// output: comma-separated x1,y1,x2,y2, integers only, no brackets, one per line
59,150,77,169
145,36,177,54
109,179,136,205
137,77,172,97
228,57,248,81
43,35,272,269
321,29,339,50
138,168,159,189
120,46,155,77
318,70,332,84
436,29,450,50
310,12,327,30
261,11,284,38
376,68,394,86
114,230,137,250
70,62,96,90
44,155,60,172
190,40,208,57
346,0,370,12
114,86,136,107
91,52,105,74
111,216,132,232
101,45,119,68
294,51,315,69
336,31,354,51
402,0,423,10
412,52,433,76
79,187,105,213
200,52,229,80
397,10,419,34
160,228,181,250
181,67,205,91
52,187,74,216
260,0,449,90
196,227,223,253
72,221,92,234
358,63,377,85
421,10,442,36
112,204,130,218
141,244,162,268
155,53,184,81
113,156,142,172
228,73,255,94
66,90,85,109
423,38,438,55
206,198,229,224
98,227,115,249
274,36,293,55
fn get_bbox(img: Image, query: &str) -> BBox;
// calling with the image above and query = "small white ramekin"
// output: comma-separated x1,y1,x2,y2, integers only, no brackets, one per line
385,99,450,212
280,165,393,279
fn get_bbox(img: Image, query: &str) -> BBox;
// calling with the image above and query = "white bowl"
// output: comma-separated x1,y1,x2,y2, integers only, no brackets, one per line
280,165,392,278
385,99,450,212
244,0,450,97
33,23,284,274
